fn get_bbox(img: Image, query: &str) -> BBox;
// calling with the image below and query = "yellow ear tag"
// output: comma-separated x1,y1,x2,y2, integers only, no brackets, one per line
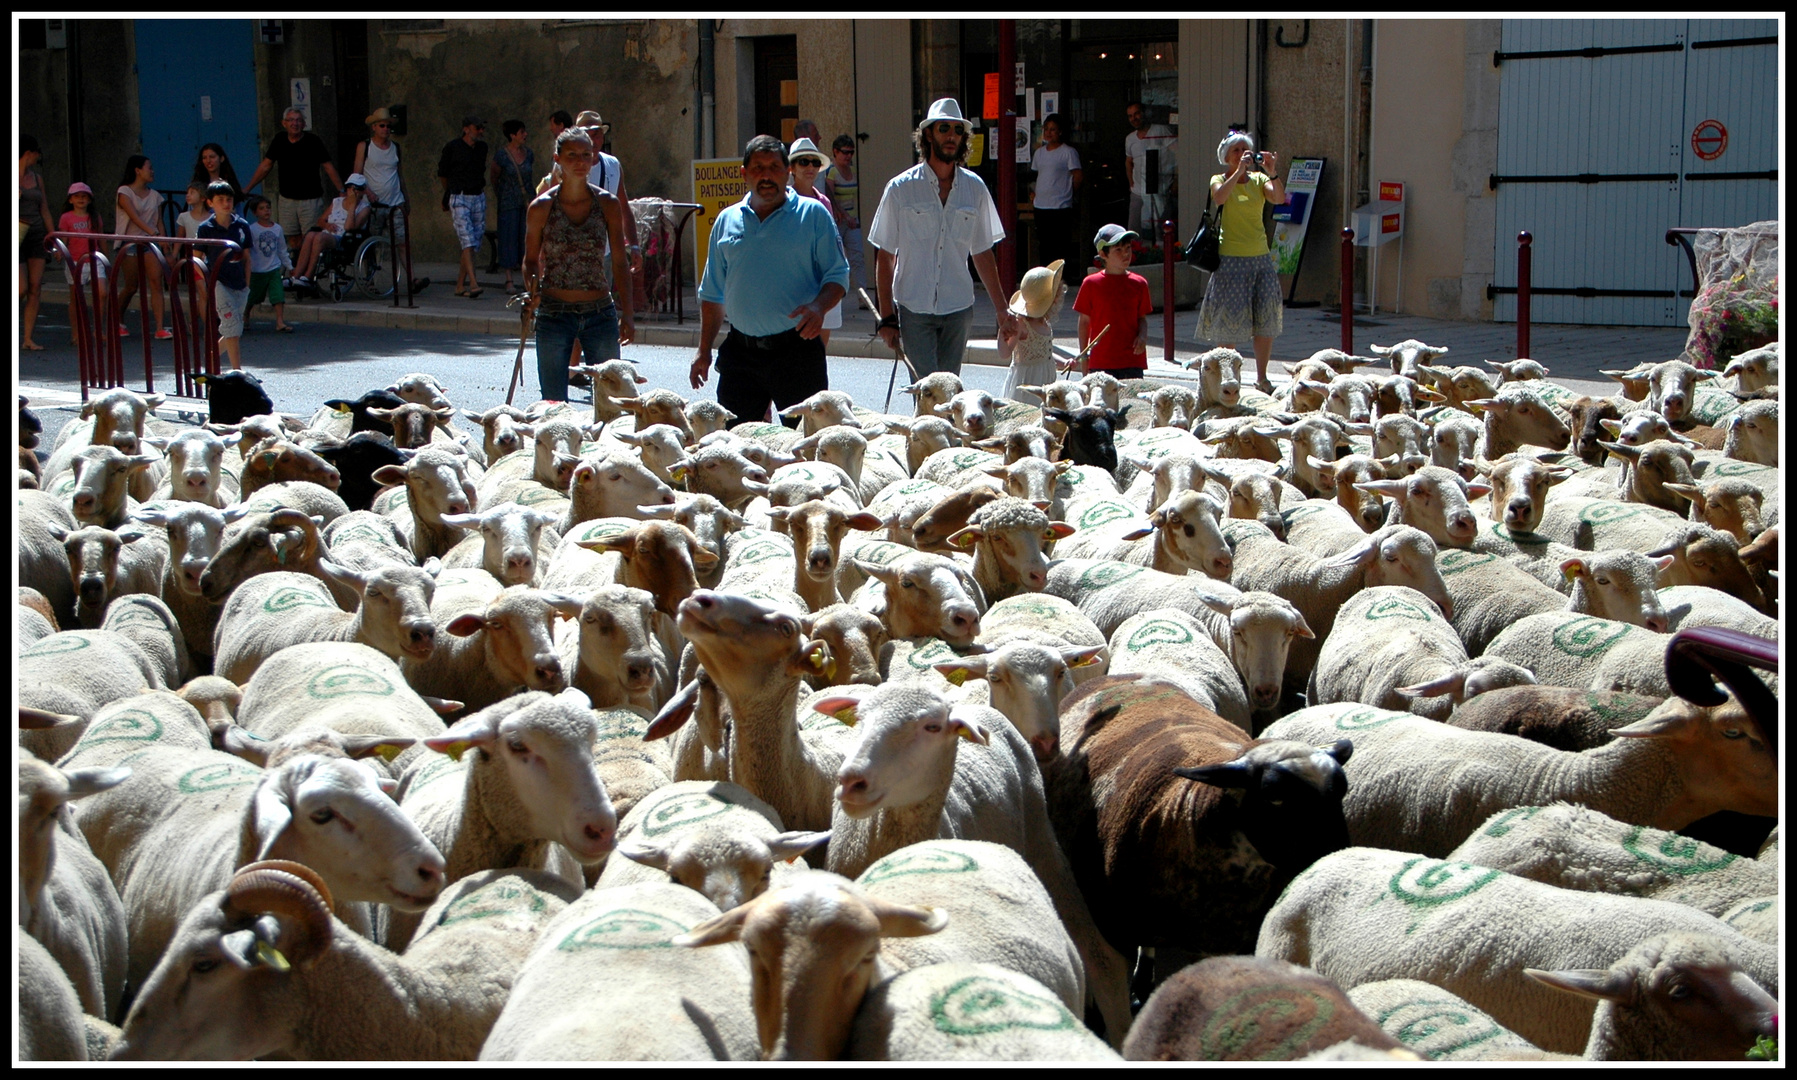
255,942,291,972
375,743,406,762
669,466,688,484
439,741,471,763
1561,564,1581,583
1070,653,1101,668
333,404,351,415
831,707,859,726
941,667,970,687
956,725,983,743
825,657,839,681
807,642,829,672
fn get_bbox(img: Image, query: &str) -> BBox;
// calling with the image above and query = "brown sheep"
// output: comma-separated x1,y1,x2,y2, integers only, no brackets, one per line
1124,956,1405,1061
1446,686,1665,751
1044,674,1353,991
1564,395,1624,465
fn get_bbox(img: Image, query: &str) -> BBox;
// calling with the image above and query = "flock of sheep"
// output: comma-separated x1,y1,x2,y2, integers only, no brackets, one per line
14,335,1781,1061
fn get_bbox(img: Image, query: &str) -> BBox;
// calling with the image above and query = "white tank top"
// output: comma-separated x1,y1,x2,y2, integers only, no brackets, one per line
361,139,403,206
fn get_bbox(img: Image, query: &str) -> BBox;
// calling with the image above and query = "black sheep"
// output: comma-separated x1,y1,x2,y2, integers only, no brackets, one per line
193,371,276,426
1045,404,1130,474
313,431,411,512
323,389,408,437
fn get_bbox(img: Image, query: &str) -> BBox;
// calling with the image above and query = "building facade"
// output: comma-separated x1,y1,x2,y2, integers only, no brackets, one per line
20,17,1777,326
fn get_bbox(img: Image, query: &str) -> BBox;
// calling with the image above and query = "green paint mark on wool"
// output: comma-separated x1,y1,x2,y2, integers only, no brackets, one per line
861,847,979,885
1389,858,1500,909
1622,826,1737,876
929,974,1075,1036
558,908,688,951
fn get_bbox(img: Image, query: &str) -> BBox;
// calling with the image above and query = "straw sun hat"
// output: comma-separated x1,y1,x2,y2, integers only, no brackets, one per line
1009,259,1066,319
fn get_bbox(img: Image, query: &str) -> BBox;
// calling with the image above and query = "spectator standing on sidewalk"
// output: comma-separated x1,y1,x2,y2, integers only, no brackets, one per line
490,119,535,293
113,153,170,340
19,134,56,351
868,98,1016,376
189,143,243,198
57,182,99,353
689,135,848,428
1030,113,1082,271
174,184,207,239
824,134,868,305
1124,101,1177,235
244,195,294,333
353,107,429,296
243,107,343,264
1196,130,1285,394
523,127,633,402
439,115,490,299
787,136,845,350
1074,224,1152,380
196,181,253,371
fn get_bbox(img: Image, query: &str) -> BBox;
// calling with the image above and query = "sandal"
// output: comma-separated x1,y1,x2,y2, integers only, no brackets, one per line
1254,378,1276,395
453,288,469,298
466,287,485,300
21,341,45,351
277,324,296,334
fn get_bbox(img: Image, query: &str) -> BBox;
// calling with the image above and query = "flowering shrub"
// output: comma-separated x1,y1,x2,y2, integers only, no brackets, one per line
1685,276,1778,369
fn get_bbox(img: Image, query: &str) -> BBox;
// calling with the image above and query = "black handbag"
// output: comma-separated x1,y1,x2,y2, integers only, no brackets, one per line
1183,205,1220,272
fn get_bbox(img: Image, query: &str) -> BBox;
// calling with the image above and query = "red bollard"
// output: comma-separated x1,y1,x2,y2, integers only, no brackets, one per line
1340,227,1355,354
1162,218,1176,369
1516,231,1532,360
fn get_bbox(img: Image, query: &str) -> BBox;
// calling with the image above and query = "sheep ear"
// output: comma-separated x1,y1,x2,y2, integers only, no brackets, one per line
931,658,987,686
1043,521,1077,541
1325,739,1353,766
1119,522,1157,542
445,613,487,638
371,464,408,487
577,528,642,555
1195,592,1235,617
1354,479,1408,498
1173,760,1254,789
672,902,753,948
616,839,670,871
644,679,701,742
1415,386,1447,402
944,526,982,550
1545,467,1574,485
767,830,831,864
1652,554,1676,573
1602,440,1641,462
1289,612,1316,639
948,714,991,745
1061,645,1105,668
1396,671,1468,698
1559,558,1587,582
338,735,417,762
251,776,296,860
423,712,499,761
61,765,132,799
866,897,949,937
1608,702,1701,740
1464,482,1493,499
1524,967,1634,1004
1598,418,1623,435
811,695,861,725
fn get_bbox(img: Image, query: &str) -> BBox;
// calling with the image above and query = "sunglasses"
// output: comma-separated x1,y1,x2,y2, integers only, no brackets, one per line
933,123,964,134
373,123,391,129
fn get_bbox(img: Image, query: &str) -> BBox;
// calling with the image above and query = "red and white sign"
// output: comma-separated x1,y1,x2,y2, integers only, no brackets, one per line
1691,119,1728,161
1378,180,1405,203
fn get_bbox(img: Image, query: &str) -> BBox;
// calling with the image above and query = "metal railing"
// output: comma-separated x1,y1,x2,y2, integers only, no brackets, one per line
45,232,245,402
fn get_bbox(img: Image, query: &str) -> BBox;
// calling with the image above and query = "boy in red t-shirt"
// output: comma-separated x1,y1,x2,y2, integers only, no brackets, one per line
1071,223,1153,378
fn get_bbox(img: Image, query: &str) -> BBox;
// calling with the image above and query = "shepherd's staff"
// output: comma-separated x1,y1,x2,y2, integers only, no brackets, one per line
862,287,917,412
505,291,534,406
1055,323,1110,374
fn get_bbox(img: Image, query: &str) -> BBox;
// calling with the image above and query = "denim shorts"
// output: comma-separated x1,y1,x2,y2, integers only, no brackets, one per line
449,193,486,251
535,299,619,401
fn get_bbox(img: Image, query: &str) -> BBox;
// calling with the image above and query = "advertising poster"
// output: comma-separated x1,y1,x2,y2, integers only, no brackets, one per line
691,158,747,283
1271,157,1324,296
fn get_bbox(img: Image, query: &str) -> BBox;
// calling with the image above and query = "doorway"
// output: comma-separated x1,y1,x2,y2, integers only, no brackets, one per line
132,20,260,207
331,20,371,171
753,35,799,145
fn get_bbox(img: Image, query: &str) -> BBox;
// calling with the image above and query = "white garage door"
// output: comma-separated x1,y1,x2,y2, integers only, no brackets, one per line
1491,18,1777,327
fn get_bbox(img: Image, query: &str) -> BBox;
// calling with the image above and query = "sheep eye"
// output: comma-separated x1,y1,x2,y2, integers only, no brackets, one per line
310,808,335,825
923,722,943,733
1595,577,1610,586
1722,728,1746,740
900,579,917,589
1665,981,1693,999
192,957,220,974
507,738,528,753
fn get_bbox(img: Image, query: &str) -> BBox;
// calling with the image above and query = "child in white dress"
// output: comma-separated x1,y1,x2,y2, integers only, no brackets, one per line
1000,258,1066,401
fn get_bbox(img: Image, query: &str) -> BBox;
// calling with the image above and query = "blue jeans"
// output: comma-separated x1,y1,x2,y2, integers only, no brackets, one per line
897,304,974,376
535,300,619,401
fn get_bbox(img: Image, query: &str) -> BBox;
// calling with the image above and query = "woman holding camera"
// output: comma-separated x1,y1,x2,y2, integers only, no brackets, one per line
1195,130,1286,394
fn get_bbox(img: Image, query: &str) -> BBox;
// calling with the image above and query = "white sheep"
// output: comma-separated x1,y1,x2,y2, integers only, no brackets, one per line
400,580,583,713
1054,489,1235,579
145,427,238,506
810,685,1132,1043
941,495,1074,601
61,708,447,998
1225,519,1454,693
111,863,578,1060
848,548,987,648
18,628,165,763
371,447,481,561
1447,803,1778,919
1484,610,1679,697
65,444,160,528
595,780,828,911
386,689,617,951
18,748,131,1023
1345,979,1581,1061
19,487,80,627
481,881,759,1060
1720,399,1777,465
321,508,419,572
19,935,90,1061
1368,338,1449,378
1257,846,1777,1056
554,583,674,711
439,502,563,586
1258,698,1776,858
211,561,442,684
129,501,230,662
1103,609,1252,728
95,591,190,689
847,961,1122,1061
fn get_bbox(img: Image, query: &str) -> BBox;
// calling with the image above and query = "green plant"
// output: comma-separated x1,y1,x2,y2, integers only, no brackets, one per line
1747,1035,1777,1061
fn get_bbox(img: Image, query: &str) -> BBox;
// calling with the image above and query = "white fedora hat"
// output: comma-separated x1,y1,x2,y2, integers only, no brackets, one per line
920,98,970,133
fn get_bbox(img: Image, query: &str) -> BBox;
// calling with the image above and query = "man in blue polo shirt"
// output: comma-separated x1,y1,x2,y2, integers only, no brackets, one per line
690,134,849,427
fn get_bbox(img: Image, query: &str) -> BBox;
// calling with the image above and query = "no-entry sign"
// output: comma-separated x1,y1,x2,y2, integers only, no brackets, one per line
1691,119,1728,161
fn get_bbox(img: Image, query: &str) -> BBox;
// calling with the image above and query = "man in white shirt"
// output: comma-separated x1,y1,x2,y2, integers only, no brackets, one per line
1125,101,1177,234
868,98,1018,376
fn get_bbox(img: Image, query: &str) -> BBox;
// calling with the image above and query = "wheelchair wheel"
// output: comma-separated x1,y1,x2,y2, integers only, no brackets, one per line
351,235,395,300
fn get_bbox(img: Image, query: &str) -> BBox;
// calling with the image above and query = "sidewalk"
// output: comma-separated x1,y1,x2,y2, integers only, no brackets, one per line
39,258,1690,390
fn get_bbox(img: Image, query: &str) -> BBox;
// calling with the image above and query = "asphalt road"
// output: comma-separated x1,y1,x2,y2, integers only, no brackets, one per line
20,305,1014,447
